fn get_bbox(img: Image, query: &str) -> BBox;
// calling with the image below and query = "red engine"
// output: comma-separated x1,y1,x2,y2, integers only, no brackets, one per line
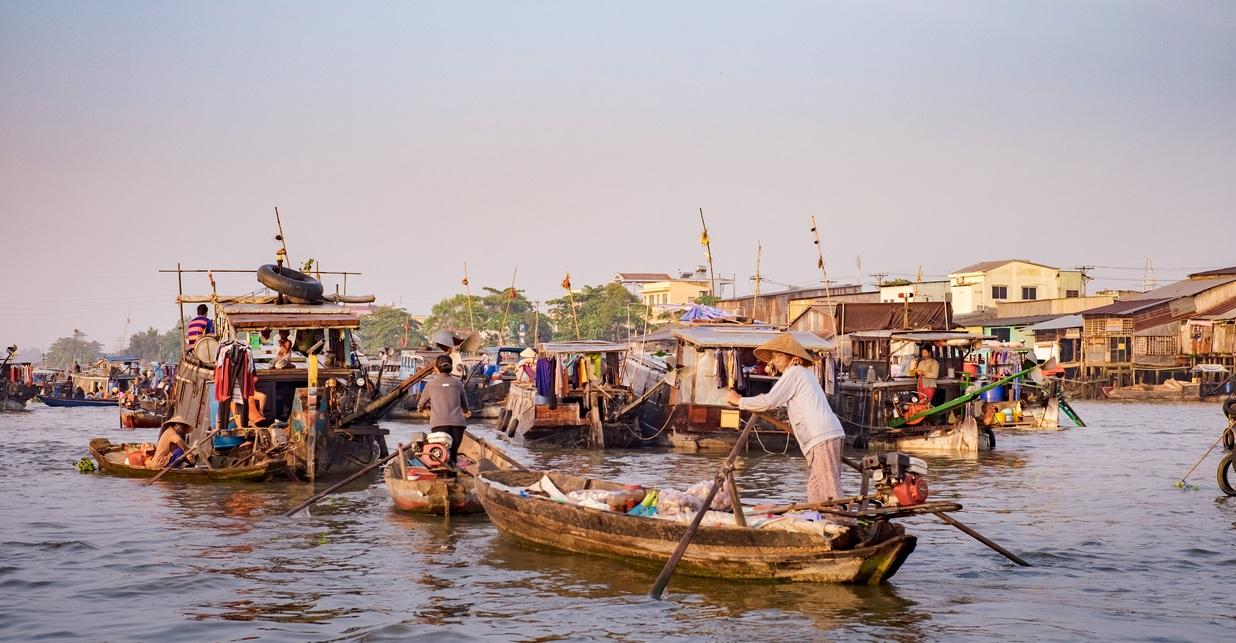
407,431,454,470
860,452,930,507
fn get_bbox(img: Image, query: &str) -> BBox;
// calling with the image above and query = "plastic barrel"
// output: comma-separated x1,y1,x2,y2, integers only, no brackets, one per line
982,385,1007,402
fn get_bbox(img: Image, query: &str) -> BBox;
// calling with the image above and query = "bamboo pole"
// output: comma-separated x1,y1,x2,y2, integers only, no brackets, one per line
699,208,716,297
463,263,475,332
810,215,832,304
563,273,581,339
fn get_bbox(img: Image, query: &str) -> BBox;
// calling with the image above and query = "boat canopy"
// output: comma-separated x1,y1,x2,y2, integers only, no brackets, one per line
538,340,626,354
220,303,360,330
673,327,834,352
1191,364,1229,373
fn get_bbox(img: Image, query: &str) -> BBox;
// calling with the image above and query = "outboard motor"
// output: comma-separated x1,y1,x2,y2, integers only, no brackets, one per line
406,431,454,470
859,452,930,507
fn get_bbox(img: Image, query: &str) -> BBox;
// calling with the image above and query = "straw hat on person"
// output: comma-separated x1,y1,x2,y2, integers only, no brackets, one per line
161,415,192,431
519,348,536,359
754,333,815,364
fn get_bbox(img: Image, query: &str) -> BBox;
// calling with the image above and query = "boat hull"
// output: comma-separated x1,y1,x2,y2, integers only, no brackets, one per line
120,407,166,429
40,396,116,408
476,470,916,584
866,416,992,454
384,432,522,515
89,438,286,483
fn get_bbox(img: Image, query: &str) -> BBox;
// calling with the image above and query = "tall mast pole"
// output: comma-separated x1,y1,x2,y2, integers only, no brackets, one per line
462,263,475,332
499,267,518,344
752,242,762,323
811,215,832,304
699,208,716,297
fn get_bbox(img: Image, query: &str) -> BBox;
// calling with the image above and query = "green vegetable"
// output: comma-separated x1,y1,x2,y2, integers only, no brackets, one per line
75,457,96,473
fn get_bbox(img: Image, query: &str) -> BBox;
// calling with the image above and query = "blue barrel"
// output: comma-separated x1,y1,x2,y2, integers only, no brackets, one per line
213,434,245,449
982,385,1006,402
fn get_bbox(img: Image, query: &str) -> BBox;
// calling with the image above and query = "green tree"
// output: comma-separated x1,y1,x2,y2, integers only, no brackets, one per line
123,327,164,362
158,326,185,362
45,331,103,370
548,283,647,342
694,293,719,306
358,306,425,354
424,287,551,346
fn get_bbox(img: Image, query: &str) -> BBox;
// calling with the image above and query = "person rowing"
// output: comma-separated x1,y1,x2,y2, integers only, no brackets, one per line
726,333,846,504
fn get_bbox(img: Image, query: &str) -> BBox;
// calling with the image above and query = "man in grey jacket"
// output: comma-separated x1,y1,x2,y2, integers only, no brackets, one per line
417,355,471,465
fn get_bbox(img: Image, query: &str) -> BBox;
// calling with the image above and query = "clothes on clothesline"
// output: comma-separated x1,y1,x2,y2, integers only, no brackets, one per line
213,340,256,404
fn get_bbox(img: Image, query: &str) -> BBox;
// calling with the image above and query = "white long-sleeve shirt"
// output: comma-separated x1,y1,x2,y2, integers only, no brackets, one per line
738,365,845,452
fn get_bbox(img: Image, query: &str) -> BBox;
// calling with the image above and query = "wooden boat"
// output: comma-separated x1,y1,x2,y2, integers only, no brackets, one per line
475,469,918,584
499,340,638,448
88,438,286,482
120,405,166,428
383,431,523,515
39,396,116,408
1103,379,1200,401
1,360,38,411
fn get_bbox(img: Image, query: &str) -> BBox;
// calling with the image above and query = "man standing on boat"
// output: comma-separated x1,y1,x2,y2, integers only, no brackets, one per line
911,346,939,405
417,355,471,467
726,333,846,503
185,304,214,349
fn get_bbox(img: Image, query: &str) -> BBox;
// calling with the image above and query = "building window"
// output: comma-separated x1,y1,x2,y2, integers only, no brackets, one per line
990,328,1012,342
1021,287,1037,300
991,285,1008,300
1066,290,1080,298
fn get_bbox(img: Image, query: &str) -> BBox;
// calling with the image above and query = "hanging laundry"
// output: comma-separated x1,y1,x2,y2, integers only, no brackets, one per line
535,357,557,398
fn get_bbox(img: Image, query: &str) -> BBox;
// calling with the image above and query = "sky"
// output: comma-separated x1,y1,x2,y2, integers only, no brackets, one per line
2,1,1234,354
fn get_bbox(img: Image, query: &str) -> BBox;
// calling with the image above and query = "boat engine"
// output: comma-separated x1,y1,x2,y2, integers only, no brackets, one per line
407,431,454,470
859,452,929,507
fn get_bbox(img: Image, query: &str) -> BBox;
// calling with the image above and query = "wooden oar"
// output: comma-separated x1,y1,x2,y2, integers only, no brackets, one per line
144,428,221,486
750,412,1031,567
281,444,403,517
649,416,757,600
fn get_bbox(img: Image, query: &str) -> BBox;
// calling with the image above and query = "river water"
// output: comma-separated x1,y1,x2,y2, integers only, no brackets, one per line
0,402,1233,641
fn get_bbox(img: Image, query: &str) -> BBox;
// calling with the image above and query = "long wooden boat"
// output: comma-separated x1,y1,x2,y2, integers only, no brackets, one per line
89,438,286,482
385,432,522,515
40,396,116,408
476,469,917,584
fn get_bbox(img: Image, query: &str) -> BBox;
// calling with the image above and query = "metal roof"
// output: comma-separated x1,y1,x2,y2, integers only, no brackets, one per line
539,340,627,354
1130,275,1236,301
1188,266,1236,278
1082,299,1170,316
672,327,834,351
951,259,1059,274
1025,314,1084,332
848,330,990,342
980,314,1060,328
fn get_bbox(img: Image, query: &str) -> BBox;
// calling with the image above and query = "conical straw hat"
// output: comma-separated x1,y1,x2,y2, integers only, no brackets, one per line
754,332,815,364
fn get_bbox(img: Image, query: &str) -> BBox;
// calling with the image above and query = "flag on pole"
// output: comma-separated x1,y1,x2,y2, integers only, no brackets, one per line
507,287,517,300
461,276,469,287
699,231,709,246
561,273,572,290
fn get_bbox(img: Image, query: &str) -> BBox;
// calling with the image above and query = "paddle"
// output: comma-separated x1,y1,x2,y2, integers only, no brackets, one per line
649,415,758,600
144,427,221,486
750,412,1032,567
281,444,403,517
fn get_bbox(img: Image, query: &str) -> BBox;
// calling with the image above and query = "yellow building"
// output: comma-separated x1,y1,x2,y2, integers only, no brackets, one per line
640,279,712,308
949,260,1085,315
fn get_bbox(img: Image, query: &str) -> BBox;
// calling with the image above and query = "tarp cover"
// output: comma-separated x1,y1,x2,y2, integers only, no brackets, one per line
680,304,733,322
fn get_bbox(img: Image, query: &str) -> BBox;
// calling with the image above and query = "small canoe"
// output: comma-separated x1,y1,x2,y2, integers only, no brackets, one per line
384,432,523,515
475,469,918,584
40,396,116,408
88,438,286,483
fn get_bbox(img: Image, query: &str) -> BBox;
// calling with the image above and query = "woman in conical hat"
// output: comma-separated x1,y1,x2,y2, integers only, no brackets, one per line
727,332,846,504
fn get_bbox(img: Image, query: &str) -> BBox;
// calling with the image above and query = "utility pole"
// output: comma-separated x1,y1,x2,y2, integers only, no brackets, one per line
1075,265,1094,297
871,273,889,300
751,242,763,322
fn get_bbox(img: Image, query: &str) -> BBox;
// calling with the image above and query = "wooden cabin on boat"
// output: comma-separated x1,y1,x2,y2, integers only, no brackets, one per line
500,340,635,448
655,327,835,452
834,330,995,453
170,300,390,480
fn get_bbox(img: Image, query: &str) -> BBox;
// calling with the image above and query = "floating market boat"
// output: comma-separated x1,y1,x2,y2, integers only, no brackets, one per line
383,431,523,515
475,469,921,584
499,340,640,448
39,396,117,408
88,437,286,482
634,327,834,453
119,403,167,428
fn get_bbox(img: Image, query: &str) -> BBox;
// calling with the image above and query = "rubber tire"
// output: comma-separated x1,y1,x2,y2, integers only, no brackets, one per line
1218,452,1236,496
1223,427,1235,452
257,264,323,301
1223,398,1236,420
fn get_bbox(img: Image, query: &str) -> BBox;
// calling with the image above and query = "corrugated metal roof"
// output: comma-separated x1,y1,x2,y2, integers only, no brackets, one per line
1187,266,1236,278
1026,314,1084,332
539,340,627,354
981,314,1061,328
1194,296,1236,319
614,272,673,282
1134,321,1180,337
1082,299,1170,316
672,327,834,351
1130,275,1236,301
951,259,1059,274
849,330,989,342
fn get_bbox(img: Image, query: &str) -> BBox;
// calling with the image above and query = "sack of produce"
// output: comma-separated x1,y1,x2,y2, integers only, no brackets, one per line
686,479,734,511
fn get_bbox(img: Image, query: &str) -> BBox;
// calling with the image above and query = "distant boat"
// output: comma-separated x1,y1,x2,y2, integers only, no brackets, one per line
39,396,116,408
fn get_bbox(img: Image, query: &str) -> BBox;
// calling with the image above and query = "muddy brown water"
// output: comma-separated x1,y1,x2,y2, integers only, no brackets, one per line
1,402,1233,641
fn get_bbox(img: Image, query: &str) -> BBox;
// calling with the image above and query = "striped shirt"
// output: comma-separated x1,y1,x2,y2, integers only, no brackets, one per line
185,316,214,347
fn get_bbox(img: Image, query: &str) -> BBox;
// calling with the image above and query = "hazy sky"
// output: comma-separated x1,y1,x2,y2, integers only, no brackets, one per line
2,1,1234,353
